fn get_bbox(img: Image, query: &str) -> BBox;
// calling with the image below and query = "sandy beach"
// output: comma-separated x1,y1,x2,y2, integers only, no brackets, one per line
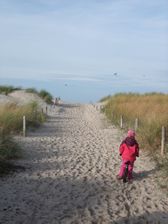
0,103,168,224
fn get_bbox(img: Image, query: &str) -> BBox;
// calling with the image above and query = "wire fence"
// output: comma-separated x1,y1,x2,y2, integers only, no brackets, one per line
94,104,168,156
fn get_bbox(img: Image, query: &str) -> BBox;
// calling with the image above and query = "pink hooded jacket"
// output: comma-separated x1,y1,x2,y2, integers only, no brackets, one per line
119,133,139,162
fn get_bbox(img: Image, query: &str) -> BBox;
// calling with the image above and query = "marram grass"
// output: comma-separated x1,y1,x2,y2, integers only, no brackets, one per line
0,102,45,171
103,93,168,151
0,102,45,134
102,93,168,190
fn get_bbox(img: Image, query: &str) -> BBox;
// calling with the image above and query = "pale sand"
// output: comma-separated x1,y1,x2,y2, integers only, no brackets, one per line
0,90,48,107
0,103,168,224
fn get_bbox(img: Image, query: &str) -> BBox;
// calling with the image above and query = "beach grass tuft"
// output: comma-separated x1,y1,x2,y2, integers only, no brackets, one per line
102,92,168,189
0,101,46,174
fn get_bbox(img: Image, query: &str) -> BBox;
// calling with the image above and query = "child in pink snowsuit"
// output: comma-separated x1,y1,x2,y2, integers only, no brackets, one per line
117,130,139,180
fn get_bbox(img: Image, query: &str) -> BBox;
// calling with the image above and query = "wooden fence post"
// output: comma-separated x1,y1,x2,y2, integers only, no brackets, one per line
161,126,165,156
120,115,123,129
23,115,26,137
135,118,138,130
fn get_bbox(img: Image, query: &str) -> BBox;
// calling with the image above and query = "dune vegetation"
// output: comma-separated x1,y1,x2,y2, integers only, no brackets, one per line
0,102,45,135
0,102,46,162
0,85,53,104
0,85,22,95
102,93,168,150
101,92,168,188
0,86,49,175
38,89,53,104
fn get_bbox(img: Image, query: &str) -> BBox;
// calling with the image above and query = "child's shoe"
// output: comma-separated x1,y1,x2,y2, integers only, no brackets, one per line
116,175,122,180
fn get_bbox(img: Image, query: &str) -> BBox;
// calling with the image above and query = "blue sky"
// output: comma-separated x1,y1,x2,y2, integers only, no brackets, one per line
0,0,168,102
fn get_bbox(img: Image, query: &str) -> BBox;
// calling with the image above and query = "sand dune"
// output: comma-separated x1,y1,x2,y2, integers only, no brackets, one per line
0,90,47,107
0,103,168,224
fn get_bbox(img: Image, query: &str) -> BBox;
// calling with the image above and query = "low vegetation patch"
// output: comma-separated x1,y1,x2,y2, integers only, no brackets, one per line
0,85,21,95
25,88,53,104
0,85,53,104
0,85,53,175
0,160,25,176
102,92,168,190
0,133,21,160
25,87,38,94
102,93,168,151
0,132,23,176
0,101,46,175
99,95,111,103
38,89,53,104
0,102,45,134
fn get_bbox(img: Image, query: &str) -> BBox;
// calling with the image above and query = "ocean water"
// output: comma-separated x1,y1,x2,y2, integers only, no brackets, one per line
0,77,167,103
0,77,119,103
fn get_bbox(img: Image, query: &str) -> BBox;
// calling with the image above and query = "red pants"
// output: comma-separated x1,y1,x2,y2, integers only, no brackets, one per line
118,160,134,179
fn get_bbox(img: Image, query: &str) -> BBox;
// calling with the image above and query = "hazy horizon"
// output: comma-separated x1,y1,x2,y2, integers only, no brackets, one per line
0,76,168,103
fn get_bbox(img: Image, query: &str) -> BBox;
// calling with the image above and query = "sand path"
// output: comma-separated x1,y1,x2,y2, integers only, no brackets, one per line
0,103,168,224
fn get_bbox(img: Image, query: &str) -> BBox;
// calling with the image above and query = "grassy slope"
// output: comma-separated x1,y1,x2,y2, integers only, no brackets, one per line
102,93,168,190
0,90,47,175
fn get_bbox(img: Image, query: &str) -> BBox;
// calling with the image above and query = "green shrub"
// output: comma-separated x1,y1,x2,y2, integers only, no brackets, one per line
99,95,111,102
38,89,53,104
25,88,38,94
0,133,21,160
0,85,22,95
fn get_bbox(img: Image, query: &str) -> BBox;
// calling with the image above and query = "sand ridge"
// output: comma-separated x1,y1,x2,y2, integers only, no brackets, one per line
0,103,168,224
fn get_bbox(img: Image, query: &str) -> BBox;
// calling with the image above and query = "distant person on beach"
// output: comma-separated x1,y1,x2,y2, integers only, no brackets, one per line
53,97,61,107
116,129,139,181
